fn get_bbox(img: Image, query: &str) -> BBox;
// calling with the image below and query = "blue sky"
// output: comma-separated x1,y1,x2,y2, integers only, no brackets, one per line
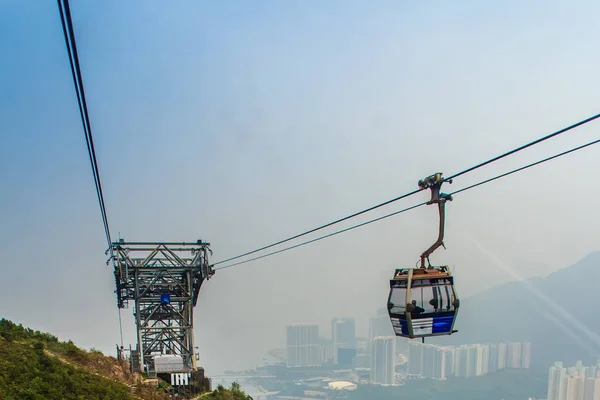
1,0,600,373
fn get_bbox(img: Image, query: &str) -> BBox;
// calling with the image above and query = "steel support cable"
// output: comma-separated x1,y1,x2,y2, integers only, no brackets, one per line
212,188,425,266
213,113,600,266
57,0,111,246
449,137,600,197
58,0,121,347
57,0,109,243
446,113,600,181
215,202,429,271
214,137,600,271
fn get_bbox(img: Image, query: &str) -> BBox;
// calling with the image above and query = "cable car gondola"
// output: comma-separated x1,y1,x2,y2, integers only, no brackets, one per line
387,173,460,341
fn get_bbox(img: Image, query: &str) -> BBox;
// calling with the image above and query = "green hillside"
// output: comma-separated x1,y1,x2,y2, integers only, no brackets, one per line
0,319,252,400
201,382,253,399
0,318,132,399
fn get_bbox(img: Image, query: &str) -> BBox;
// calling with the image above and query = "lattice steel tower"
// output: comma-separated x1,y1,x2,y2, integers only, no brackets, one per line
109,240,214,374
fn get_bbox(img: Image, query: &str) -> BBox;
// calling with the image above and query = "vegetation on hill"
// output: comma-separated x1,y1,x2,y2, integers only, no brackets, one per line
202,382,253,399
0,319,252,400
0,319,132,400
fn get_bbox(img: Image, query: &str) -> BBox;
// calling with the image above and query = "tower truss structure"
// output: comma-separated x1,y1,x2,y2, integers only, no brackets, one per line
109,240,214,373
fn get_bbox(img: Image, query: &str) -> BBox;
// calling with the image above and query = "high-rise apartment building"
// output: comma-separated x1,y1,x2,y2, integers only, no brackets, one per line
498,342,508,369
454,345,468,378
332,318,356,365
466,345,483,377
371,337,395,385
488,344,498,373
522,342,531,369
548,361,564,400
594,376,600,400
422,344,450,380
407,342,452,380
286,324,320,367
318,344,332,364
565,371,585,400
481,345,490,375
589,364,598,382
547,360,600,400
575,360,588,379
584,377,596,400
421,344,436,379
508,342,522,369
407,341,423,375
444,347,455,377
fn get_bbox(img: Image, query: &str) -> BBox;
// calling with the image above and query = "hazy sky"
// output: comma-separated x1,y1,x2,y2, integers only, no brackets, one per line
1,0,600,374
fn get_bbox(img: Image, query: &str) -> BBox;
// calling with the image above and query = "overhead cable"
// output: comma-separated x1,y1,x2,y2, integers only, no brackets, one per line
449,137,600,197
212,188,425,265
214,136,600,271
214,202,428,270
213,113,600,266
446,113,600,181
57,0,112,246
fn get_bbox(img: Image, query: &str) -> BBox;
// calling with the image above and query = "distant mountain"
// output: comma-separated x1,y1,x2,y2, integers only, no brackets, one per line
444,251,600,369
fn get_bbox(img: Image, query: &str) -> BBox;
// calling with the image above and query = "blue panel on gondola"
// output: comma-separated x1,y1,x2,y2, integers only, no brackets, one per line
431,315,454,334
399,319,410,335
160,294,171,304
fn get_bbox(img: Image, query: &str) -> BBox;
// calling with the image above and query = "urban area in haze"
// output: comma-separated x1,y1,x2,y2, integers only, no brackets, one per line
209,256,600,400
1,1,600,400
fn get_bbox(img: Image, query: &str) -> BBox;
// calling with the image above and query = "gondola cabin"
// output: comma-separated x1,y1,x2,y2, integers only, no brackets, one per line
387,266,459,339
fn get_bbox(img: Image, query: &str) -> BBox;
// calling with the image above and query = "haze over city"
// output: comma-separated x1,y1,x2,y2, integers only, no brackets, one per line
1,0,600,381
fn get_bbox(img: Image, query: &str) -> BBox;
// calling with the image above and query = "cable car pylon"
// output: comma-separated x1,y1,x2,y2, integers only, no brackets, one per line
387,173,460,342
108,239,214,379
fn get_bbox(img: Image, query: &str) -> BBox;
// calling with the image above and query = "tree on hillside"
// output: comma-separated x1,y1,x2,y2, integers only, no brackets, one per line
203,383,253,400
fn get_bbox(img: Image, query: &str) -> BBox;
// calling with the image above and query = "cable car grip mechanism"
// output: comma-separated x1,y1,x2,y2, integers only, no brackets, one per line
418,173,453,269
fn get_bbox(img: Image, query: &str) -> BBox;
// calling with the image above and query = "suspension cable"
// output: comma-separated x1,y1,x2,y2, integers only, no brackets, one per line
56,0,600,272
213,113,600,266
449,138,600,197
214,137,600,271
446,113,600,181
57,0,112,247
57,0,120,343
213,188,425,266
215,202,428,270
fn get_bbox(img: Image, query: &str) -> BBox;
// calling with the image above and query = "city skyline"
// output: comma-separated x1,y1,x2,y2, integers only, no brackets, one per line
547,360,600,400
408,341,531,380
282,309,537,387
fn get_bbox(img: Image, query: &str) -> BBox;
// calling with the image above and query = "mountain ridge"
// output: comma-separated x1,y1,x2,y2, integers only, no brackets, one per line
438,250,600,369
461,250,600,301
